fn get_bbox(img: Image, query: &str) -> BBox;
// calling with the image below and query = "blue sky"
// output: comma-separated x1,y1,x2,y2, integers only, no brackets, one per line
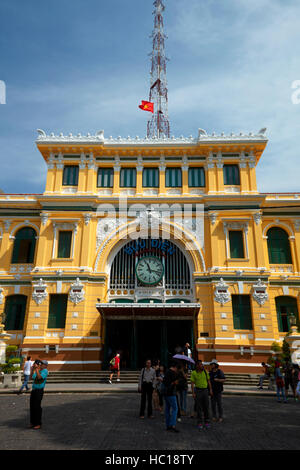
1,0,300,194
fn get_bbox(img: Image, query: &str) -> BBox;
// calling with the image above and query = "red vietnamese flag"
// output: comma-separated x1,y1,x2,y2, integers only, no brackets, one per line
139,100,154,113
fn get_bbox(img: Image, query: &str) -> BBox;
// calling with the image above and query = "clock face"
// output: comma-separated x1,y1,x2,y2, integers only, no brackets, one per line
135,256,164,285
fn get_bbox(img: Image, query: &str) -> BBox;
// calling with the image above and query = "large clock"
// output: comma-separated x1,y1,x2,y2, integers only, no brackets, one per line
135,256,164,286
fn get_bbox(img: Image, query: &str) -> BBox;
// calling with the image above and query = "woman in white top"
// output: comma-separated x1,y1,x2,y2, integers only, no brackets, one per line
18,356,34,394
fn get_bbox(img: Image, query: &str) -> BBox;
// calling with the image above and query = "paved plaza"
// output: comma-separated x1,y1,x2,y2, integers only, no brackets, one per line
0,393,300,450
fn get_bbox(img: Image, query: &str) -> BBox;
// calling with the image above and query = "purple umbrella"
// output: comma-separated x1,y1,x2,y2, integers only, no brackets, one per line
173,354,195,364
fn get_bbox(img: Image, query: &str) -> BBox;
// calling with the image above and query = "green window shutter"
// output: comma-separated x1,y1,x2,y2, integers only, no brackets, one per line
4,295,27,331
120,168,136,187
142,168,159,187
229,231,244,258
267,227,292,264
223,165,240,185
275,296,298,332
63,166,79,186
11,227,37,264
165,168,182,187
57,231,72,258
97,168,114,188
48,294,68,329
188,167,205,187
232,295,253,330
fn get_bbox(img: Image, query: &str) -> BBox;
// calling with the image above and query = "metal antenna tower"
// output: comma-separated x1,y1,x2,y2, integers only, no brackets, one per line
147,0,170,139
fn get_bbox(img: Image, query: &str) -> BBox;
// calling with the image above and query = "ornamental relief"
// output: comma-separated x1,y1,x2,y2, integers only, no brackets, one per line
252,279,268,306
96,218,122,250
69,278,85,304
32,279,48,305
214,278,231,305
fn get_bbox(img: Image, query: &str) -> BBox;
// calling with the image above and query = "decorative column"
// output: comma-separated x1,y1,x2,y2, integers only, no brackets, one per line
54,152,64,192
248,152,257,192
80,213,93,268
86,153,96,194
45,152,56,193
252,212,265,268
34,213,49,268
239,151,249,193
78,152,87,193
182,155,189,195
206,152,216,194
292,219,300,273
159,157,166,196
216,151,224,192
136,156,143,196
0,220,12,267
113,155,120,195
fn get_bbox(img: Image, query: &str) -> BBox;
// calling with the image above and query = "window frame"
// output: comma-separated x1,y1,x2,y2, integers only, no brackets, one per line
229,230,245,259
62,165,79,186
142,167,159,188
97,167,114,188
165,167,182,188
232,294,253,330
57,230,73,259
120,168,137,188
47,294,68,329
188,167,205,188
223,164,240,186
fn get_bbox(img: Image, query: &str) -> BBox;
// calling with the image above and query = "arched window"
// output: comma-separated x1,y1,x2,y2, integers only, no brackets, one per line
4,295,27,331
275,296,298,332
11,227,37,264
267,227,292,264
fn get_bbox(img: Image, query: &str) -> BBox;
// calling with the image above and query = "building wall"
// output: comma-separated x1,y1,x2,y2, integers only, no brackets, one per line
0,136,299,372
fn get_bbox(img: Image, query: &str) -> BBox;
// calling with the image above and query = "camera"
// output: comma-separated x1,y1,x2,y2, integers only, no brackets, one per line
34,359,43,366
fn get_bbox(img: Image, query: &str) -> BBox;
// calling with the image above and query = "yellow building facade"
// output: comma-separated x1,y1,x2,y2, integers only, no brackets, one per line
0,128,299,372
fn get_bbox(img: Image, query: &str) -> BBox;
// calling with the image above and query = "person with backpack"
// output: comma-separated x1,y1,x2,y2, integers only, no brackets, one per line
209,359,225,423
162,361,180,432
176,362,188,417
191,360,213,430
108,353,120,384
138,359,156,419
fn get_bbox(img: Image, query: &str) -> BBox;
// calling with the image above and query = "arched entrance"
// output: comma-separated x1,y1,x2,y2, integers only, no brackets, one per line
98,237,199,369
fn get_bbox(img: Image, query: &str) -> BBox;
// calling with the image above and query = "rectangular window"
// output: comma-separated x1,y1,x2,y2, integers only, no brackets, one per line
97,168,114,188
165,168,182,188
57,231,72,258
229,231,244,258
120,168,136,188
232,295,253,330
63,165,79,186
223,164,240,185
142,168,159,187
188,167,205,187
48,294,68,329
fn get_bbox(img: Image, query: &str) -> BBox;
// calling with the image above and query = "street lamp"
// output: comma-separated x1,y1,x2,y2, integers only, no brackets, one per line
288,312,298,336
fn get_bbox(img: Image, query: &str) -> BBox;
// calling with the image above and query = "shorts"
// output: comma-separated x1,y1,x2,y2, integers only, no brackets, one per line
110,366,118,372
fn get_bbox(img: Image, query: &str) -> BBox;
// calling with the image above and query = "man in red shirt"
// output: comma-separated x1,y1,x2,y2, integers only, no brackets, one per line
109,353,120,384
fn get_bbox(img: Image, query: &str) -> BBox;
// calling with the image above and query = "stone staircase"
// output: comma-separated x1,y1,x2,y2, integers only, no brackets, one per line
44,371,264,387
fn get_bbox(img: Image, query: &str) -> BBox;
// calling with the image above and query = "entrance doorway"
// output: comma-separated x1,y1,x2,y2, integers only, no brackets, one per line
103,319,194,369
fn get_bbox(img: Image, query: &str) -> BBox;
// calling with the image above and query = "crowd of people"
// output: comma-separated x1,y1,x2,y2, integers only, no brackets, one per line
258,358,300,403
15,346,300,432
137,355,226,432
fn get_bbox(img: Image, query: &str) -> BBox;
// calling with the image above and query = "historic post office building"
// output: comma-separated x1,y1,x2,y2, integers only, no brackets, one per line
0,128,299,372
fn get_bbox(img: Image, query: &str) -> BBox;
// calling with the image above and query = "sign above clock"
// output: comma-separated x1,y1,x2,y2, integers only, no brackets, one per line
124,239,175,256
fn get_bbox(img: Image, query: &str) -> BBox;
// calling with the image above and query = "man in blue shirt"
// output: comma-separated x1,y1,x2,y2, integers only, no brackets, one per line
29,360,48,429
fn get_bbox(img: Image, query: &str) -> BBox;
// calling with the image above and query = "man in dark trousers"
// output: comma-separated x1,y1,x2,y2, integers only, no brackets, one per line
209,359,226,422
138,359,156,419
29,360,48,430
163,361,180,432
191,360,212,430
